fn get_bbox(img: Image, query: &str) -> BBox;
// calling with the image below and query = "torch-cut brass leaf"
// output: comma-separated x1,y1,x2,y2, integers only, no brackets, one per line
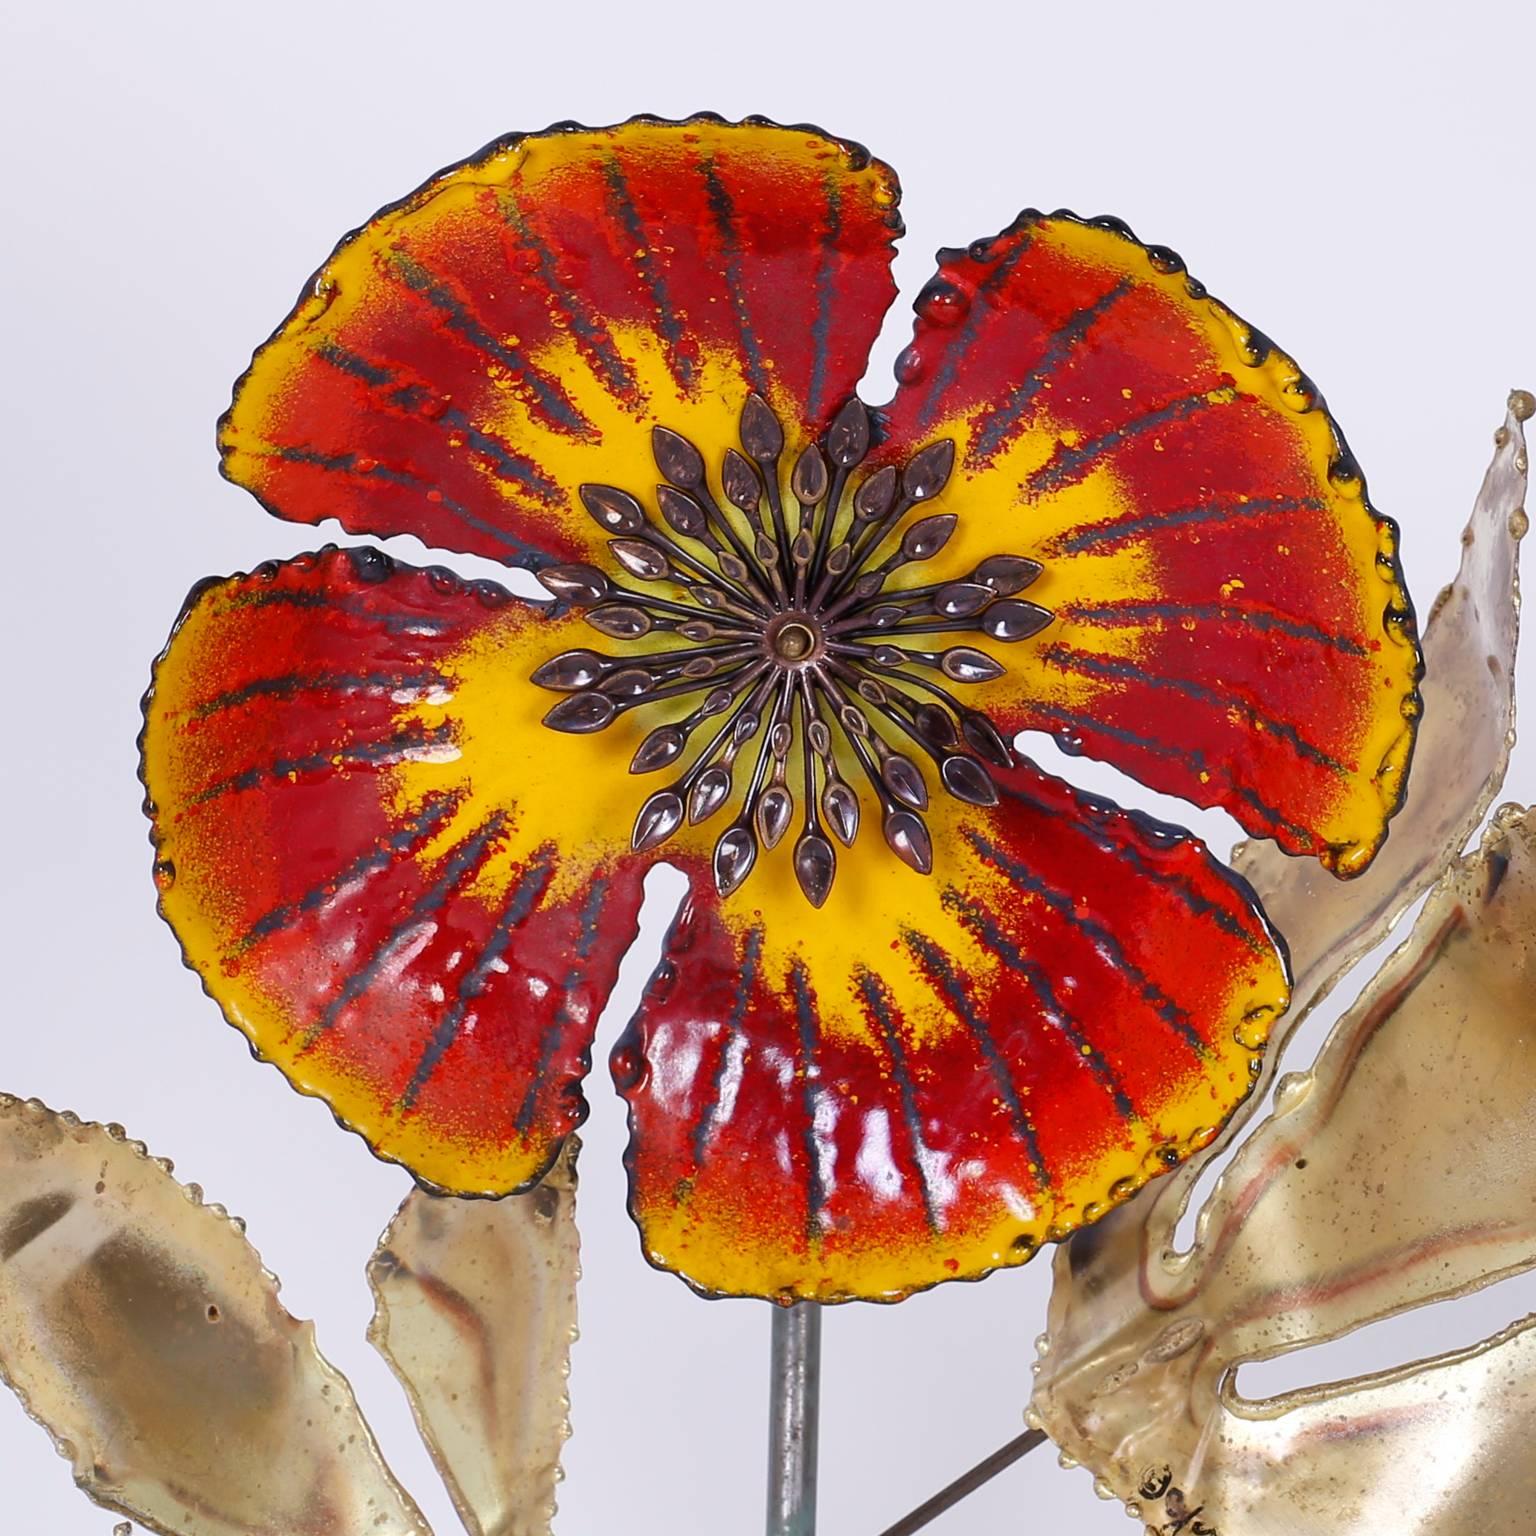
368,1138,580,1536
0,1097,431,1536
1032,799,1536,1531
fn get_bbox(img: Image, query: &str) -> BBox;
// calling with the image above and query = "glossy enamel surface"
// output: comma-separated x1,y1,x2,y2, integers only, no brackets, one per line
219,116,901,573
142,542,1287,1292
142,549,649,1196
1031,396,1526,1329
880,212,1421,873
146,114,1425,1299
615,760,1286,1301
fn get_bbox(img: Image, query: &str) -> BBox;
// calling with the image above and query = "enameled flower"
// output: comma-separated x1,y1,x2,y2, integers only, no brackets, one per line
140,115,1421,1302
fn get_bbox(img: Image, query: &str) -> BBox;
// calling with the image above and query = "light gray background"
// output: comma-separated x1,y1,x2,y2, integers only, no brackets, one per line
2,2,1533,1532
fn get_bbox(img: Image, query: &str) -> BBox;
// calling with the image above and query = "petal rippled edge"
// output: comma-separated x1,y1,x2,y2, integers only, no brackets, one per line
139,546,647,1194
611,758,1288,1301
877,210,1422,875
220,114,903,571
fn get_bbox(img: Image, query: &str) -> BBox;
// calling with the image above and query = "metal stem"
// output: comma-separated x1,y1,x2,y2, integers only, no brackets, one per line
875,1428,1047,1536
766,1302,822,1536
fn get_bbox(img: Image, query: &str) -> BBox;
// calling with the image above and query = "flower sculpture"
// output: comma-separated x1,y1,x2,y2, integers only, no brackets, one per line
140,114,1421,1302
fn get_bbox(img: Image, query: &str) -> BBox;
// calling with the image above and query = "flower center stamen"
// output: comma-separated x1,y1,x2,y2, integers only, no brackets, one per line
769,617,817,663
530,394,1054,906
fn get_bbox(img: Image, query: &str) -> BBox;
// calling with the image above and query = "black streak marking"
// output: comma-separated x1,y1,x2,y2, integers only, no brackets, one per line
318,340,565,501
941,887,1141,1121
437,406,567,500
1026,701,1321,851
992,780,1261,953
691,924,764,1165
1027,387,1234,496
401,846,558,1109
315,338,393,386
1060,598,1368,658
602,154,695,389
305,812,508,1044
224,585,331,613
702,158,771,398
914,235,1034,433
513,875,614,1137
903,929,1053,1189
1040,643,1351,777
856,970,942,1232
314,342,568,503
194,668,449,720
261,445,553,567
496,191,639,401
191,722,456,804
962,826,1210,1059
241,794,459,949
972,278,1134,461
1049,495,1326,557
386,252,594,438
788,961,828,1231
805,175,843,423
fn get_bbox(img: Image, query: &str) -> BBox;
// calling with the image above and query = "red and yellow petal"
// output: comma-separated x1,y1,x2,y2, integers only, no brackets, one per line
220,115,902,571
611,759,1288,1302
877,211,1421,875
140,547,650,1194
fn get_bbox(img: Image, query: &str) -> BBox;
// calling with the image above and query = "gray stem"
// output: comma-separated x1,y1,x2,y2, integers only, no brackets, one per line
875,1427,1047,1536
766,1302,822,1536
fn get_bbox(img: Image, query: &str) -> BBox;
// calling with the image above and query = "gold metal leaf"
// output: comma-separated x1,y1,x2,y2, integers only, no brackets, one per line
1032,802,1536,1531
368,1138,580,1536
0,1097,431,1536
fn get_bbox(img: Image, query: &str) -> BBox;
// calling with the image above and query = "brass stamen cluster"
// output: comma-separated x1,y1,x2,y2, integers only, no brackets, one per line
532,395,1052,905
